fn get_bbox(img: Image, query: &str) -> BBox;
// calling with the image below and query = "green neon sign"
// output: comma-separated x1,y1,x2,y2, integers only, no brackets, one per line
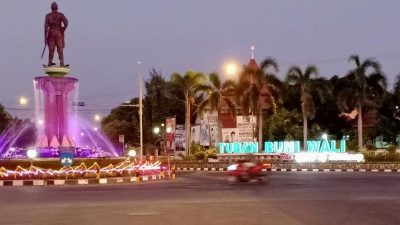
218,139,346,154
218,142,258,154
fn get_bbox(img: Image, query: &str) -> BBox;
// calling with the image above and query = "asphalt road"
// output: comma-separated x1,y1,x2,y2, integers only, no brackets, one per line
1,172,400,225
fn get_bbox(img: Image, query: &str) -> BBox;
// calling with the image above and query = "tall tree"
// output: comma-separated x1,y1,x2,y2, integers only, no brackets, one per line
144,68,185,143
286,65,329,149
101,98,140,145
197,73,237,143
312,76,351,140
334,55,386,151
170,71,206,155
239,58,282,150
0,104,12,134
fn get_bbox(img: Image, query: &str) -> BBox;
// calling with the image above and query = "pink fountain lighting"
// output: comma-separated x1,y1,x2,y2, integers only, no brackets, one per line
34,76,78,148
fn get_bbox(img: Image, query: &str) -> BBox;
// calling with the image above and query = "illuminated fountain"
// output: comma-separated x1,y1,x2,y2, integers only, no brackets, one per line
0,67,119,158
34,67,77,151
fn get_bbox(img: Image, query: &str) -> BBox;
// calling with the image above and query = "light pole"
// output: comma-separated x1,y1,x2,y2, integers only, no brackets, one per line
138,61,144,161
27,148,37,167
225,62,238,77
153,126,160,158
94,114,101,122
153,126,160,135
19,96,28,106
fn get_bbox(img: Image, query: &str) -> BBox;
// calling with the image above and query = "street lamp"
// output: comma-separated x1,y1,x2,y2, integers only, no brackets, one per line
94,114,101,122
166,127,172,133
153,126,160,134
128,149,137,157
19,96,28,105
27,148,37,167
224,62,238,77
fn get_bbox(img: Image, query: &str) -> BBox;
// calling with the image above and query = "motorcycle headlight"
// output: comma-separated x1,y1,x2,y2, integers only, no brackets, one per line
227,164,238,171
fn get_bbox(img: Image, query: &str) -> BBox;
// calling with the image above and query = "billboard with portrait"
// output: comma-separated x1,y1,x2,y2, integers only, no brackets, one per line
222,128,239,143
209,125,218,147
165,117,176,151
190,125,200,144
199,119,210,146
175,124,185,151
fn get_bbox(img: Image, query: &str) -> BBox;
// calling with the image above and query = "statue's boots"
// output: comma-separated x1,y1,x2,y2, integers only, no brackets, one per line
48,62,56,67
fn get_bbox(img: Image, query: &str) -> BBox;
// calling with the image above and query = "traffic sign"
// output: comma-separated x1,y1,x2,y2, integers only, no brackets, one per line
60,151,74,167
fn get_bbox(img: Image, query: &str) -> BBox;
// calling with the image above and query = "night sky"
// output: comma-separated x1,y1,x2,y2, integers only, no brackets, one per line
1,0,400,120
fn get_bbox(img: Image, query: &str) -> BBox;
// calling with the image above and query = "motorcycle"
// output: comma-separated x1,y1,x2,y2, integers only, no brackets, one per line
227,160,270,182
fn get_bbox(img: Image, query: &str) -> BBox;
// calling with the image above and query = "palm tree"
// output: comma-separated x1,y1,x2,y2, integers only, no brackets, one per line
239,58,282,151
335,55,386,151
170,71,206,155
196,73,237,144
286,65,329,149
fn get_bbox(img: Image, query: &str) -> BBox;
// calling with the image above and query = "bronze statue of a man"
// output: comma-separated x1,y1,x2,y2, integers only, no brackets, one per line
44,2,68,67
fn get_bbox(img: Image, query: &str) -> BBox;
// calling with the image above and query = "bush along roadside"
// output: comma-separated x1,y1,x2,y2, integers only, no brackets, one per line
190,143,218,161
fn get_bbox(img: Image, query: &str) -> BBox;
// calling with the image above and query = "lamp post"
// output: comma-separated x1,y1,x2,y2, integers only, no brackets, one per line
27,148,37,167
138,61,144,161
153,126,161,159
225,62,238,78
19,96,28,106
94,114,101,122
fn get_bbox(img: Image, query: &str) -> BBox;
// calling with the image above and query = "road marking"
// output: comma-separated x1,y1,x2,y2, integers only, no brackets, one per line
99,178,107,184
78,179,88,185
33,180,45,186
13,180,23,186
127,212,162,216
54,180,65,185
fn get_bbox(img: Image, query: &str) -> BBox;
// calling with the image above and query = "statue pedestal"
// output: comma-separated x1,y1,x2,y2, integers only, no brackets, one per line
43,66,70,77
34,66,77,148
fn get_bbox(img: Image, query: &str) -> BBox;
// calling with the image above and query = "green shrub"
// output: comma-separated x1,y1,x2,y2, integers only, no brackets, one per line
194,151,206,160
365,143,376,151
364,152,400,162
387,144,397,154
346,139,358,151
190,143,204,154
207,152,218,159
183,155,196,161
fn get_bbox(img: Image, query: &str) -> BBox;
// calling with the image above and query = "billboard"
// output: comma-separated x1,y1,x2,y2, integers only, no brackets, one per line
165,117,176,151
222,128,239,143
209,125,218,147
190,125,200,144
199,118,210,146
175,124,185,151
236,115,256,142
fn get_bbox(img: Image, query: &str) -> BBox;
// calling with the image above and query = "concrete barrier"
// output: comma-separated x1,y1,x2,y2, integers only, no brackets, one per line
0,174,170,187
173,162,400,171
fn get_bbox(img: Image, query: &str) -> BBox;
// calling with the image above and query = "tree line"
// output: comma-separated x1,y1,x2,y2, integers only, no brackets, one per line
101,54,397,153
1,54,398,153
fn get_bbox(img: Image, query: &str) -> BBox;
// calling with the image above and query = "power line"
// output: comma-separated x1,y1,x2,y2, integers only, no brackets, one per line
279,53,400,66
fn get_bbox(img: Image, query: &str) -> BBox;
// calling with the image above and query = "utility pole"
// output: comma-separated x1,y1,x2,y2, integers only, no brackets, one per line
138,61,144,161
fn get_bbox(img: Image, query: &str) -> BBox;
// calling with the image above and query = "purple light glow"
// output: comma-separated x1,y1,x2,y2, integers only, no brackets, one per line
0,70,119,158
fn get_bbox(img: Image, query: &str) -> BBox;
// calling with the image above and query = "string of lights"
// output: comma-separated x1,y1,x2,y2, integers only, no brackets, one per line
0,161,163,179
